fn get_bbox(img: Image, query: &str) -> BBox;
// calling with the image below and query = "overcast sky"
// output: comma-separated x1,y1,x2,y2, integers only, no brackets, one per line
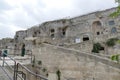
0,0,118,39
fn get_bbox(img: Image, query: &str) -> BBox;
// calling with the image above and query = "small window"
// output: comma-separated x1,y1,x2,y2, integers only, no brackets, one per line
108,20,115,25
50,29,55,33
34,32,37,35
62,29,66,36
97,32,100,35
83,37,89,41
63,32,65,35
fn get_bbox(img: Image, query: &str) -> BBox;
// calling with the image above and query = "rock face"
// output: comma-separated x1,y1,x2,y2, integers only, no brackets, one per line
1,7,120,51
13,7,120,45
1,7,120,80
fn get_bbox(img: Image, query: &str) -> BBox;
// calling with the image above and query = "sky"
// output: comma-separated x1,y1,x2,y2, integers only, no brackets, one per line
0,0,118,39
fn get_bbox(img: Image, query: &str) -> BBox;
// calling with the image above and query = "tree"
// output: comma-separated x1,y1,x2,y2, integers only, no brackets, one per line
110,0,120,17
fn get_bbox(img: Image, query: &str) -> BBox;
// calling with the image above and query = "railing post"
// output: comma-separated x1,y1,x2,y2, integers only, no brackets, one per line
13,62,17,80
2,56,5,67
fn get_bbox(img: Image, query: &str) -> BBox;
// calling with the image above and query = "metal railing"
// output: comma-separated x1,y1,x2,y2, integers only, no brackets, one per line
0,53,17,80
0,51,48,80
0,48,34,63
16,63,48,80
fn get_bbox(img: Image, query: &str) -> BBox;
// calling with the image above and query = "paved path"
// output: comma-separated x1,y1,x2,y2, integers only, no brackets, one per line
0,55,31,66
0,55,32,80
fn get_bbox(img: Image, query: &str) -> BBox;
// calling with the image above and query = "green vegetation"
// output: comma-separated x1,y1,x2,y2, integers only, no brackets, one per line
110,0,120,18
111,54,120,63
38,60,42,65
117,39,120,44
106,38,118,47
42,68,47,72
110,6,120,18
92,43,104,53
56,70,61,80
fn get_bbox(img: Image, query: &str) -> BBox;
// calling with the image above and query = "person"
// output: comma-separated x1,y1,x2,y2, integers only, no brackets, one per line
21,44,25,57
3,46,8,57
0,50,2,57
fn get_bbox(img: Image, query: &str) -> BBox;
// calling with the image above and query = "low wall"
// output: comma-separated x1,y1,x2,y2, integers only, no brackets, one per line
33,43,120,80
64,41,93,53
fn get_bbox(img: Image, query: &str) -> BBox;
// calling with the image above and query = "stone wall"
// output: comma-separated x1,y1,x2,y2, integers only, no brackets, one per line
9,7,120,47
64,41,93,53
32,43,120,80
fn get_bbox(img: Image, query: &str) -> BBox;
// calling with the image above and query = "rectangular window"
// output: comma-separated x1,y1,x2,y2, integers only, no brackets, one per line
108,20,115,25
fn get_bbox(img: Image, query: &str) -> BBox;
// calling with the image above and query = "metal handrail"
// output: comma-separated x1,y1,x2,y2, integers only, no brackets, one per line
1,53,17,80
16,63,48,80
0,48,33,63
1,51,48,80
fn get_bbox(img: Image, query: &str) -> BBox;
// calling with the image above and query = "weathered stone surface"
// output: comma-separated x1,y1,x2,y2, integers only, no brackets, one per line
32,43,120,80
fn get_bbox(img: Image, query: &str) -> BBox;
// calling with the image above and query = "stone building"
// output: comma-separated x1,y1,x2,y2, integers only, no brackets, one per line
1,7,120,53
14,7,120,44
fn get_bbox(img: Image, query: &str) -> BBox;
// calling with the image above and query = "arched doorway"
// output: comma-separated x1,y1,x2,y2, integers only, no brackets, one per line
92,21,102,35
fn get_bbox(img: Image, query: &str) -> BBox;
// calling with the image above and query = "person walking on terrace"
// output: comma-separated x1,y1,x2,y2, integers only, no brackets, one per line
21,44,25,57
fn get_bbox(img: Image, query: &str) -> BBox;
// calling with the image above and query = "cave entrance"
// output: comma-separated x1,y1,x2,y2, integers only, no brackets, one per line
83,37,89,41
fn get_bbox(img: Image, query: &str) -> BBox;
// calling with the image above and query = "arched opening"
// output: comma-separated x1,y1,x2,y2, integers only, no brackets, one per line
51,29,55,33
92,21,102,26
92,21,102,35
50,29,55,38
62,27,67,36
83,35,89,41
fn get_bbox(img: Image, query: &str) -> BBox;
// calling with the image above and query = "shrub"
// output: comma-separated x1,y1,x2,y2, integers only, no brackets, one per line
92,43,103,53
42,68,47,72
38,60,42,65
117,39,120,44
106,38,118,47
111,54,120,63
